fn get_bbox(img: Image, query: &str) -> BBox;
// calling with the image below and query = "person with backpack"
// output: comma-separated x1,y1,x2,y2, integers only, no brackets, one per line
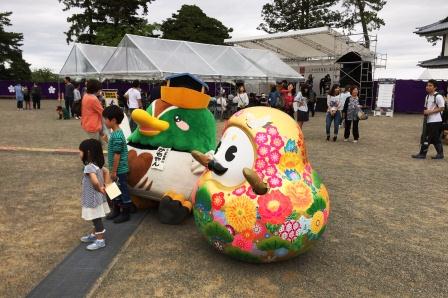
412,80,445,160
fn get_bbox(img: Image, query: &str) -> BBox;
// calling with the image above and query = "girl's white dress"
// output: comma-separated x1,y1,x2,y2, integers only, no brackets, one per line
81,163,110,220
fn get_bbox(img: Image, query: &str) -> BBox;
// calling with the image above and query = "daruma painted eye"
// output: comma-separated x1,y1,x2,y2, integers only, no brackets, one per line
211,126,255,187
225,145,237,162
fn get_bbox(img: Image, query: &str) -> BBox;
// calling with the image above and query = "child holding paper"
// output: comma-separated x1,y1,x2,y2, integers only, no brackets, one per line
102,105,132,223
79,139,110,250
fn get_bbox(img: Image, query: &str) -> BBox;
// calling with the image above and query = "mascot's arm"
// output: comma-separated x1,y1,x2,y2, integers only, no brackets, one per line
191,150,214,175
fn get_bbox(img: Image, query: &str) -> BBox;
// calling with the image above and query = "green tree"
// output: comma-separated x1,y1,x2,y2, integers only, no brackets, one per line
59,0,155,46
258,0,341,33
160,5,233,45
31,68,59,82
339,0,387,49
0,12,31,80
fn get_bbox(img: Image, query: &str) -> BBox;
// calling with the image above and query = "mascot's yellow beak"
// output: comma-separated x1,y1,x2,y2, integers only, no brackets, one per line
131,109,169,136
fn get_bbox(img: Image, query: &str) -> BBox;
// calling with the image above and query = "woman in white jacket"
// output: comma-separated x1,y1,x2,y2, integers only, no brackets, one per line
293,85,309,129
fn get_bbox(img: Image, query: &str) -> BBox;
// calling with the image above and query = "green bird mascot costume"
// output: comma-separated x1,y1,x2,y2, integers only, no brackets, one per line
124,73,216,224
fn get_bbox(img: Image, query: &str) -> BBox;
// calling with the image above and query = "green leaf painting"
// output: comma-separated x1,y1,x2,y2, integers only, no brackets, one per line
306,196,326,216
204,222,234,243
256,236,291,251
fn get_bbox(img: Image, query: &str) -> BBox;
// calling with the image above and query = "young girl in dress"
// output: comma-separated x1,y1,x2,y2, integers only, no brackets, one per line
79,139,110,250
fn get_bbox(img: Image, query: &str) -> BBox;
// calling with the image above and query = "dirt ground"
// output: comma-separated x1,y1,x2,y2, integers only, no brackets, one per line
0,100,91,297
0,100,447,297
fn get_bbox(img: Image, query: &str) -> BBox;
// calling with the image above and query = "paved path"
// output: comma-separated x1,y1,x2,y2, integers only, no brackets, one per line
27,211,147,298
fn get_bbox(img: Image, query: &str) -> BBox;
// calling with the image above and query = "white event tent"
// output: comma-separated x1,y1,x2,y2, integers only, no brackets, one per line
100,34,302,82
418,68,448,80
59,43,116,78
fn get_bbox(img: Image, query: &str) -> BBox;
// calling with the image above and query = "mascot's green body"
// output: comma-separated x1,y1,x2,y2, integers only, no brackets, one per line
124,73,216,224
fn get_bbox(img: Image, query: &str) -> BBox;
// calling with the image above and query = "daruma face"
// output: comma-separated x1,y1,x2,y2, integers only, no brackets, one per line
193,107,330,263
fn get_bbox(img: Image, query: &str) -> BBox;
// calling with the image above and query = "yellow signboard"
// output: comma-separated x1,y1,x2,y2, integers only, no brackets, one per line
102,89,118,106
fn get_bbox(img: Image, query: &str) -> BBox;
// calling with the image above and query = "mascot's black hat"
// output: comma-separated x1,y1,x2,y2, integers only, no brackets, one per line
161,73,210,109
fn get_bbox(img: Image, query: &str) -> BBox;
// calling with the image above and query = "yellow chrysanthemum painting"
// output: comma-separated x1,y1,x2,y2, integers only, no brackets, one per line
225,196,257,232
310,211,324,234
278,152,305,174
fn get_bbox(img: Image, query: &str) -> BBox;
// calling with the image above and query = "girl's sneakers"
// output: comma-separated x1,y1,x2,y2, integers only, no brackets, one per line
86,239,106,250
80,233,96,243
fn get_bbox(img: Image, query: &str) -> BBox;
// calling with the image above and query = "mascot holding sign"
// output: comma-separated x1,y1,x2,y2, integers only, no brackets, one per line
124,73,216,224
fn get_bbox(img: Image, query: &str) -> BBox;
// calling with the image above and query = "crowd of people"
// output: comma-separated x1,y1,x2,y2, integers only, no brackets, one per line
14,82,42,110
212,79,366,143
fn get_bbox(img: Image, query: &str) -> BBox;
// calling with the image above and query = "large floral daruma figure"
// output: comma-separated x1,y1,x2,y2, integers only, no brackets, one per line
191,107,330,263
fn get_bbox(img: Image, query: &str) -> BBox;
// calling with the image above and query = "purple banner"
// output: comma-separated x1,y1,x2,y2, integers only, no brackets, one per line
394,80,448,113
2,79,446,113
0,80,153,100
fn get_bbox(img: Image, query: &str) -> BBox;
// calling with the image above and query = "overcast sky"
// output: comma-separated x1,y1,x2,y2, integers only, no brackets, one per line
2,0,447,79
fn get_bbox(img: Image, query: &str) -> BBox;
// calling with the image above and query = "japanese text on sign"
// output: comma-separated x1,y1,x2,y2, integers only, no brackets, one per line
151,147,171,171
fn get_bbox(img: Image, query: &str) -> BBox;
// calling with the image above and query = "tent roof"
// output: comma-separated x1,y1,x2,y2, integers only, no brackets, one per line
59,43,116,77
101,34,302,81
225,26,374,61
418,68,448,80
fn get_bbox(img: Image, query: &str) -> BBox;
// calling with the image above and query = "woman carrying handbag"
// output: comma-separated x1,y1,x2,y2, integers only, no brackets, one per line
342,85,363,143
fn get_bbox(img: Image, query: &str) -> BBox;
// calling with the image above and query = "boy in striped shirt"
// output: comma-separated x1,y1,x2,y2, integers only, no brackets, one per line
103,105,132,223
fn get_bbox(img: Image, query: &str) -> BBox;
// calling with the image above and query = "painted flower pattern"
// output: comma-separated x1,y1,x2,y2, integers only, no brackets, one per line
270,135,285,149
310,211,324,234
278,152,304,173
257,144,270,157
278,220,300,241
252,222,267,239
268,150,281,164
258,190,293,224
212,192,225,210
246,187,257,199
285,169,300,181
285,139,298,152
255,158,268,172
266,125,279,136
268,175,282,188
255,132,269,144
241,229,255,240
225,196,257,233
232,186,246,196
285,182,313,213
232,234,253,252
265,165,277,177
